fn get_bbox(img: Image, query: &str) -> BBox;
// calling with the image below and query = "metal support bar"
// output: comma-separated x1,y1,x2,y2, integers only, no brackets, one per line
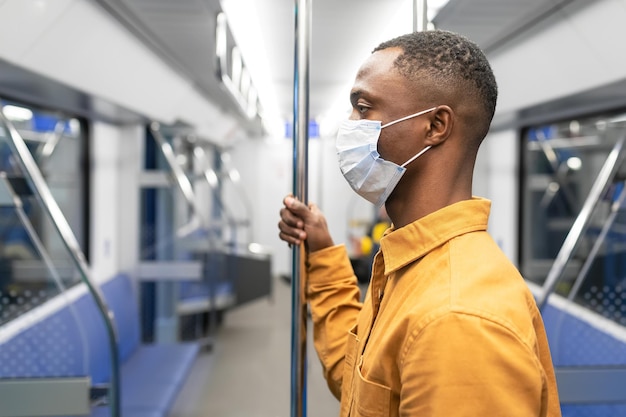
556,366,626,404
149,123,202,217
413,0,428,32
0,110,121,417
567,181,626,301
0,377,91,417
192,145,243,246
137,260,204,281
291,0,310,416
537,135,626,311
36,119,65,163
535,129,578,211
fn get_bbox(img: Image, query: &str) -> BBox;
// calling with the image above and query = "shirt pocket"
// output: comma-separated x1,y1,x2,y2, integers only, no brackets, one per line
352,361,392,417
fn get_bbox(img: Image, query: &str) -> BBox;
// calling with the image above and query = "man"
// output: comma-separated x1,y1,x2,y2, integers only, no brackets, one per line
278,30,561,416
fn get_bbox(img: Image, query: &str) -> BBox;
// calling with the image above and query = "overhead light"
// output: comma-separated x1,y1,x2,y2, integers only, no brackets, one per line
215,13,259,120
248,242,270,255
228,169,241,183
219,2,283,135
203,168,219,188
3,105,33,122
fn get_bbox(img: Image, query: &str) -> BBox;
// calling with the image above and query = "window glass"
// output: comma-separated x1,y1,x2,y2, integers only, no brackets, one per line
0,101,88,325
521,112,626,325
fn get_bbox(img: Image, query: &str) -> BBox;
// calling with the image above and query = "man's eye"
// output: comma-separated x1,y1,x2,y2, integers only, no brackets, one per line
356,105,368,114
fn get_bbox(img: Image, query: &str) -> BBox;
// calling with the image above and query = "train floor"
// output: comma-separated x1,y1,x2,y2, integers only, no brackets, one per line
169,274,349,417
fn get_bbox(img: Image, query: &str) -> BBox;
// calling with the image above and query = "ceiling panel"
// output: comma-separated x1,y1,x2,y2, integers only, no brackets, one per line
434,0,575,52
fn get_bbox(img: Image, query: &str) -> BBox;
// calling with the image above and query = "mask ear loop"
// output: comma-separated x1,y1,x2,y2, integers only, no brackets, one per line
381,106,437,129
380,106,437,168
401,145,432,168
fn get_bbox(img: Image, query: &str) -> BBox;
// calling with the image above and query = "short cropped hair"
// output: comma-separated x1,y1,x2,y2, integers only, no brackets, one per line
374,30,498,141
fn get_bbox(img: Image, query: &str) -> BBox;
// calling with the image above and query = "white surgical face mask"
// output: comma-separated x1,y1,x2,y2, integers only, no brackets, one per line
336,107,436,207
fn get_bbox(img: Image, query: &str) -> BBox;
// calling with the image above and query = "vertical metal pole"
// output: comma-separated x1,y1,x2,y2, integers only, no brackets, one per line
413,0,428,32
291,0,310,416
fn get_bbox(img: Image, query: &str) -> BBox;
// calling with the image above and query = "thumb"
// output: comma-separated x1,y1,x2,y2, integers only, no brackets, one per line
284,195,311,218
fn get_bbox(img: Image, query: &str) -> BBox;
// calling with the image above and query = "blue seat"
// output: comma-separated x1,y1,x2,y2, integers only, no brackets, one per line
0,273,199,417
542,302,626,416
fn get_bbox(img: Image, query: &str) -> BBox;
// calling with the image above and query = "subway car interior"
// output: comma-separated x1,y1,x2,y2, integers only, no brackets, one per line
1,0,626,416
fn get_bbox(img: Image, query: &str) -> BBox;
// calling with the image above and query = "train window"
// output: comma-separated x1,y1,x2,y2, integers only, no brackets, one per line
140,127,229,262
141,127,195,262
0,101,88,325
521,111,626,325
139,127,213,342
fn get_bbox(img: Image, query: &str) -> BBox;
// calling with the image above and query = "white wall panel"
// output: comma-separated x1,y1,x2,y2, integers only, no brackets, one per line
230,136,291,277
171,86,241,144
0,0,236,144
21,1,191,122
0,0,74,62
114,124,142,274
90,121,121,282
90,121,142,281
476,129,519,265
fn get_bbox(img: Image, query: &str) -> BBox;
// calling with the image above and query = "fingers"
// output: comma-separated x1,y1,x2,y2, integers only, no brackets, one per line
278,195,309,246
278,195,334,251
278,207,307,246
279,204,303,229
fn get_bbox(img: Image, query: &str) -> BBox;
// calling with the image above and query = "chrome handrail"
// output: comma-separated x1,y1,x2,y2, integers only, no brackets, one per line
149,124,252,246
149,122,202,218
567,181,626,302
291,0,311,416
148,123,227,245
537,134,626,311
0,110,121,417
192,145,243,246
36,119,65,163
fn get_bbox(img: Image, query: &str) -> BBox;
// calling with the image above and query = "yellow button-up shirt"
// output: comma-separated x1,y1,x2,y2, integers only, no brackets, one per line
307,198,561,417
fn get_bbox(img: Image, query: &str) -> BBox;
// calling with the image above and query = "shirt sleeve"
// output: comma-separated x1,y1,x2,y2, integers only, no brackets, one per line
307,244,363,399
399,312,549,417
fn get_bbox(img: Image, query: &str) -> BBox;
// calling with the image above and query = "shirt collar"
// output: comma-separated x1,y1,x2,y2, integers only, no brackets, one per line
379,197,491,274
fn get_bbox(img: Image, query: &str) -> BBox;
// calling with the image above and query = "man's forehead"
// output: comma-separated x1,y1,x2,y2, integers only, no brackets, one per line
351,48,405,97
356,48,401,79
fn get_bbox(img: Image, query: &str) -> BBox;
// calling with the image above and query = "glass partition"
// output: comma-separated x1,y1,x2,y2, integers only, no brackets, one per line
0,105,87,322
521,112,626,411
521,113,626,297
0,107,119,416
139,124,269,344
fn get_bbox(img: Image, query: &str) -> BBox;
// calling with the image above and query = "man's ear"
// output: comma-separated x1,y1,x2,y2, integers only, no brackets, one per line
425,105,453,146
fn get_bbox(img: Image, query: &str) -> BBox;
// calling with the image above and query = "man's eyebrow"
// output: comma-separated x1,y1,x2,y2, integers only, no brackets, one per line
349,90,364,106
